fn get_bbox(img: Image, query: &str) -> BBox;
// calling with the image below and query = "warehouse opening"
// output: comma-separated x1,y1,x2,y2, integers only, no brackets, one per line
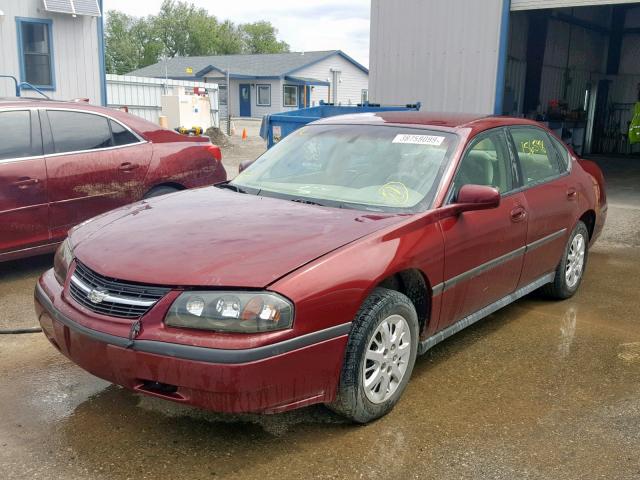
502,2,640,157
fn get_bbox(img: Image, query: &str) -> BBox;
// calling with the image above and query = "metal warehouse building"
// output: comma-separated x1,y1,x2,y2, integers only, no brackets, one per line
370,0,640,156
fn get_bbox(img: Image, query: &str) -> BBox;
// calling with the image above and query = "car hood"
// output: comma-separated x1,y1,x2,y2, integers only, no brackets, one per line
70,187,406,287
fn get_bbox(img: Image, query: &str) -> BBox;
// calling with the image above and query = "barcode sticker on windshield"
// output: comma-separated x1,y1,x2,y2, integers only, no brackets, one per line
392,134,445,146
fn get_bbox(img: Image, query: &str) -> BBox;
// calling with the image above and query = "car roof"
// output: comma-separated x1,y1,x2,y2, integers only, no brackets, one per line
312,111,543,133
0,97,97,108
0,97,161,137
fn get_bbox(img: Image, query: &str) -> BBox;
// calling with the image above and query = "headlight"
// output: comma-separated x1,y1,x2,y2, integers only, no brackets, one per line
165,291,294,333
53,239,74,284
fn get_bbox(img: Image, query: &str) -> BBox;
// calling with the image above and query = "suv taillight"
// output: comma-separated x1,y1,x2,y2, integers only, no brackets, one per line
206,144,222,162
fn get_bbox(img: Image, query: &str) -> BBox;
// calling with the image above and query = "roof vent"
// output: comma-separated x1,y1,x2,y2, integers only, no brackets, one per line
43,0,102,17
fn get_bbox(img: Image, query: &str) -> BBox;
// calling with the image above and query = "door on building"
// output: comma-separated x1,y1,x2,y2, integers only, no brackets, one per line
239,84,251,117
0,109,50,256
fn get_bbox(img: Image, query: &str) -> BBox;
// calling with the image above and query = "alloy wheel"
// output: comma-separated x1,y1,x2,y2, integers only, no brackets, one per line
566,233,586,289
362,314,412,404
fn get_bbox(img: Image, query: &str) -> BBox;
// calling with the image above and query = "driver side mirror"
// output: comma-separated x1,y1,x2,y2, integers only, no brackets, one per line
455,184,500,212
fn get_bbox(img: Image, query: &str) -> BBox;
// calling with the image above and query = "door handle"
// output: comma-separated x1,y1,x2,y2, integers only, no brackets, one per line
119,162,138,172
510,206,527,223
13,177,39,189
567,188,577,200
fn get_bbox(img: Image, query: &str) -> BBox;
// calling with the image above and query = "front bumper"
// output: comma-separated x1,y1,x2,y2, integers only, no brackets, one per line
35,270,349,414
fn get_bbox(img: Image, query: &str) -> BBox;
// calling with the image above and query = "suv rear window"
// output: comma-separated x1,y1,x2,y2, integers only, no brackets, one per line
110,120,139,146
0,110,38,161
47,111,113,154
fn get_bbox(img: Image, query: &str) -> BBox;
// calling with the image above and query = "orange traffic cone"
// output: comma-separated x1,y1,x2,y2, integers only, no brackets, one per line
242,128,247,140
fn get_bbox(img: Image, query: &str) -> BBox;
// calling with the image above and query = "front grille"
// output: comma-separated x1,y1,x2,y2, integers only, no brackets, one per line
69,261,170,319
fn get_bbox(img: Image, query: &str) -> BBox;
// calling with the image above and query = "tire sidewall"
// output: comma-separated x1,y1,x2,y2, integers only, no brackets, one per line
347,291,419,422
558,221,590,297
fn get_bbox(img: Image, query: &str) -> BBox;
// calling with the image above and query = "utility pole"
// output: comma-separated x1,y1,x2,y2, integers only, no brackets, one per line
226,69,231,136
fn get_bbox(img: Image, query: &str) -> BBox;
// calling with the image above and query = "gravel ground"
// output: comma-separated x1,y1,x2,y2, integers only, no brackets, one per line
0,153,639,480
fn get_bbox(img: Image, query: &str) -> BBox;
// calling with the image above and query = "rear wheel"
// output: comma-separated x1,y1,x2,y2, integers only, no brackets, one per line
328,288,418,423
143,185,180,199
542,221,589,299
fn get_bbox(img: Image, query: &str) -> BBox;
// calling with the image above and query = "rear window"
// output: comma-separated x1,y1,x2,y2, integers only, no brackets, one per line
0,110,37,161
47,111,113,154
110,120,139,146
548,134,571,171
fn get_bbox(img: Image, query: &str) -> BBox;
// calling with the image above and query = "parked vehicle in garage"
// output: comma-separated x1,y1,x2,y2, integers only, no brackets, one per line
0,98,226,262
35,111,606,423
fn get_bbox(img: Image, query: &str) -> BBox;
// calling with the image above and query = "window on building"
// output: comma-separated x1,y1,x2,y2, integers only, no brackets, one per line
218,85,228,106
47,111,113,154
257,84,271,106
0,111,37,160
283,85,298,107
509,127,561,186
361,89,369,104
17,19,54,89
110,120,140,146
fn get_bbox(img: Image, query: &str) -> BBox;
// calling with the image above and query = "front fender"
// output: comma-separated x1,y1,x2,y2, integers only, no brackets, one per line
270,215,445,339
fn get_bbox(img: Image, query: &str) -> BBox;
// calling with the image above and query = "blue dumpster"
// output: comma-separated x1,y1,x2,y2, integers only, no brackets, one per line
259,102,421,148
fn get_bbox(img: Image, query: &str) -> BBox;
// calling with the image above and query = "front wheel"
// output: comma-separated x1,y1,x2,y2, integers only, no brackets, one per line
542,221,589,299
328,288,419,423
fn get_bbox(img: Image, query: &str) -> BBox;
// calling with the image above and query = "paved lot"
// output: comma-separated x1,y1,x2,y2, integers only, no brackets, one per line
0,152,639,480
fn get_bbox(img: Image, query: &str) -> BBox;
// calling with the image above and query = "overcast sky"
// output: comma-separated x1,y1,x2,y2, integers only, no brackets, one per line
103,0,371,67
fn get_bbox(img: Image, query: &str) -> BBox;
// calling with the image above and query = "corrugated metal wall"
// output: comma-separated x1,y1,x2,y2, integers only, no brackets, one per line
369,0,504,114
0,0,102,102
106,74,219,127
511,0,640,11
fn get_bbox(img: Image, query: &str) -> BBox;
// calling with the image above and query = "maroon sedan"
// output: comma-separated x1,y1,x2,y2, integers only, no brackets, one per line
0,98,226,262
35,112,606,423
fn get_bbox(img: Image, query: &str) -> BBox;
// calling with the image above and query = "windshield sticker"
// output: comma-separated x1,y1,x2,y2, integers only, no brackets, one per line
519,139,546,155
392,134,445,146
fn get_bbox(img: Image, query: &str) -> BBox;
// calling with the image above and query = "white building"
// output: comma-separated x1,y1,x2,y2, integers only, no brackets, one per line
129,50,370,118
0,0,105,104
369,0,640,156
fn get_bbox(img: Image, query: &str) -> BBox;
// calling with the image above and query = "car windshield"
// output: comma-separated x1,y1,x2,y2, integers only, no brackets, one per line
230,124,459,212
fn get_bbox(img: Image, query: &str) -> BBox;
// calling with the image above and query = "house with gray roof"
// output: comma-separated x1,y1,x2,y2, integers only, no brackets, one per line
129,50,369,118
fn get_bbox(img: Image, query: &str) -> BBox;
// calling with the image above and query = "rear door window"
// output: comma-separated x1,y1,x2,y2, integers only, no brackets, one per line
47,111,113,154
547,134,571,172
509,127,561,186
110,120,140,146
0,110,39,160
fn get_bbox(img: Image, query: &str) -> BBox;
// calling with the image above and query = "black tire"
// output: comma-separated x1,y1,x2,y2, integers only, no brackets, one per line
328,287,419,423
143,186,180,199
541,220,589,299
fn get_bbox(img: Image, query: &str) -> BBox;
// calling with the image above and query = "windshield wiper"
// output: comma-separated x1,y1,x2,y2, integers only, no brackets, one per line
289,198,326,206
217,182,249,194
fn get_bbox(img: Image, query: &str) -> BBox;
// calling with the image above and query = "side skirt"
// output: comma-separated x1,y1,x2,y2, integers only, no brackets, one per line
418,272,556,355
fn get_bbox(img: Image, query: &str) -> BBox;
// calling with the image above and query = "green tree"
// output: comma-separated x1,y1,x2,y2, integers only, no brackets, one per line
104,1,289,74
240,21,290,54
105,11,143,74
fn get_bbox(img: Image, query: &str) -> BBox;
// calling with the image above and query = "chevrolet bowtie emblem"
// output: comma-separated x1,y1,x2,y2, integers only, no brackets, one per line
87,288,109,304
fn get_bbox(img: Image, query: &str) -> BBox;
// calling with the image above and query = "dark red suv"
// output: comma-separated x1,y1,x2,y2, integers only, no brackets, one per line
0,98,226,261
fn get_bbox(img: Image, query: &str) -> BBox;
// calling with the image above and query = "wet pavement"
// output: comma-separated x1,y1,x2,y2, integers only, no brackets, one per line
1,155,639,479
